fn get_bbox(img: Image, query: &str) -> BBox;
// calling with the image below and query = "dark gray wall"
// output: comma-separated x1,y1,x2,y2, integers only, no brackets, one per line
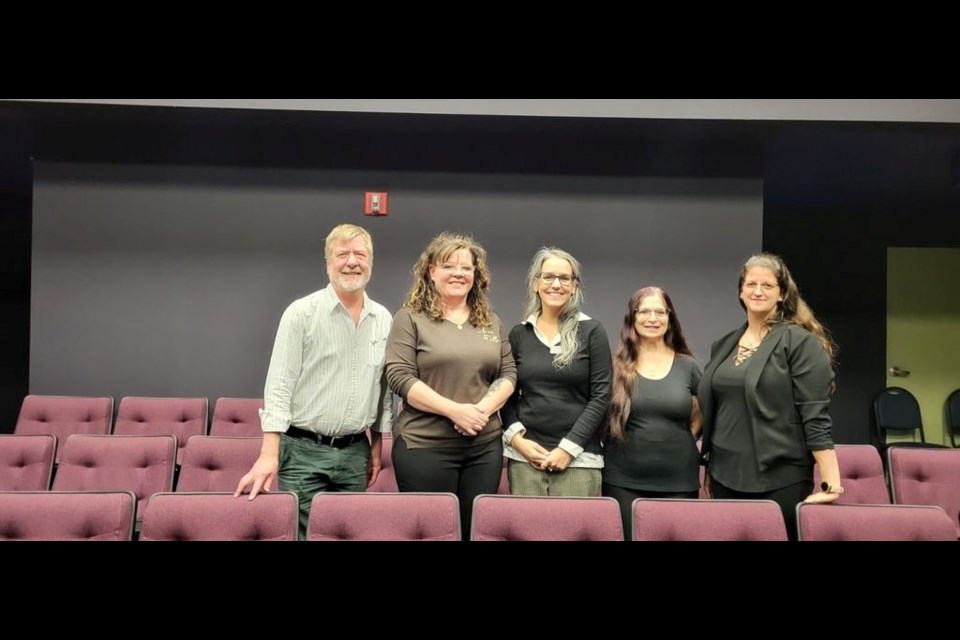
31,162,760,402
0,112,31,431
764,128,960,445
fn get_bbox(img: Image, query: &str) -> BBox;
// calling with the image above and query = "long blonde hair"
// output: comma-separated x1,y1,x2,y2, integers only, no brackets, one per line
404,232,494,327
739,253,836,362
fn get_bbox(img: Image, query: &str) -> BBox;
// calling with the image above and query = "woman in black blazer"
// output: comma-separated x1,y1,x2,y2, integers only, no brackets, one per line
698,253,841,538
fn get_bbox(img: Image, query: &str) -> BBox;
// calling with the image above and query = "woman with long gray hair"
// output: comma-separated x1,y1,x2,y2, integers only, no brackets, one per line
500,247,611,496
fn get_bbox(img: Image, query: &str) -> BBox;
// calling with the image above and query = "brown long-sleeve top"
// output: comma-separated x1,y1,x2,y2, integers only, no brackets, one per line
385,307,517,449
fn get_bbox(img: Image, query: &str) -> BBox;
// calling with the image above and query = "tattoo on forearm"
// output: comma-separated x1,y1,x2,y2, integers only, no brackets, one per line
483,378,507,399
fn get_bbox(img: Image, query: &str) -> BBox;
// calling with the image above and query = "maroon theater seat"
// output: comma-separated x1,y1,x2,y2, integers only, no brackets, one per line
113,396,208,464
307,492,460,541
52,434,177,522
813,444,890,504
177,436,273,492
210,398,264,437
367,431,398,492
0,490,136,541
15,395,113,463
140,491,298,541
633,498,788,541
0,435,57,491
889,447,960,538
797,502,956,541
471,495,622,541
497,457,510,495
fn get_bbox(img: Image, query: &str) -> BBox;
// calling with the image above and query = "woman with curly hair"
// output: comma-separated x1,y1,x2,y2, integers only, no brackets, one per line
385,232,516,535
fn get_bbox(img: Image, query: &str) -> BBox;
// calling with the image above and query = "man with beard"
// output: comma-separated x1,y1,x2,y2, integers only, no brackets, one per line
235,224,392,539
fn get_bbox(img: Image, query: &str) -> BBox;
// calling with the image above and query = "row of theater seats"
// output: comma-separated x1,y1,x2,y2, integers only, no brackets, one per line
0,430,501,496
8,395,502,493
0,491,956,541
4,394,958,540
2,433,958,535
812,443,960,538
0,491,296,541
13,395,265,463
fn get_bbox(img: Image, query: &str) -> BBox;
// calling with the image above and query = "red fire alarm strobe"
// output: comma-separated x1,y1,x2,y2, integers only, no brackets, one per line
364,192,389,216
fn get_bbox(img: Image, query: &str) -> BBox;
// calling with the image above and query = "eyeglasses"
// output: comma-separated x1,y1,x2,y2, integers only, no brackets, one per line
742,281,779,292
438,263,475,275
537,273,576,287
635,308,669,319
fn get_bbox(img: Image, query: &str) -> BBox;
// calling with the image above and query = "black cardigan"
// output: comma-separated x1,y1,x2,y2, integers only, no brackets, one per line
501,319,611,455
698,322,835,471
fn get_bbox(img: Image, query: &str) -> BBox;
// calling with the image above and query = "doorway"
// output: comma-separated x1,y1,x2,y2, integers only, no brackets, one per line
886,248,960,446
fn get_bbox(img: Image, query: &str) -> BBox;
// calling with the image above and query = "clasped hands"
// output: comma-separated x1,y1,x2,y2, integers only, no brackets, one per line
511,434,572,473
450,403,489,437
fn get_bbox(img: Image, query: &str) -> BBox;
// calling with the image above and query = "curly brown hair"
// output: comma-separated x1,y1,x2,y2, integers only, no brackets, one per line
403,232,494,328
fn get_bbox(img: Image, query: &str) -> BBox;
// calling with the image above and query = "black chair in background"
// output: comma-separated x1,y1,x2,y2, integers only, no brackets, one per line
872,387,947,451
945,388,960,448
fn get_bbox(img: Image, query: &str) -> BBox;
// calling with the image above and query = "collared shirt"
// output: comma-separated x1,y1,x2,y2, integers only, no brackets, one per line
260,283,392,436
502,312,605,469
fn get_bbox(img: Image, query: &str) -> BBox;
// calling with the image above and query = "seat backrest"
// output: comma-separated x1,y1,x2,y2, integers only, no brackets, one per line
140,491,298,541
307,492,460,541
14,395,113,463
113,397,208,464
888,447,960,537
0,435,57,491
632,498,788,541
0,490,136,541
946,388,960,447
697,438,708,499
471,495,622,541
797,503,956,541
813,444,889,504
497,457,510,495
366,431,397,492
873,387,925,442
209,398,264,437
177,436,273,492
52,434,177,519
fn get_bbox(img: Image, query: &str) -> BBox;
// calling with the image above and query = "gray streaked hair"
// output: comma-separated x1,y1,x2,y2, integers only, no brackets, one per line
523,247,585,368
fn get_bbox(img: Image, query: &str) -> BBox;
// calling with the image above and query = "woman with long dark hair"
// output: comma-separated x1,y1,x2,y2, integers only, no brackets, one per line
699,253,840,539
602,286,702,537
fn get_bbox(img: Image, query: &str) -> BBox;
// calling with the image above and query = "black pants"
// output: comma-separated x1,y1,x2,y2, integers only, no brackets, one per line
709,476,812,541
602,483,699,541
393,435,503,540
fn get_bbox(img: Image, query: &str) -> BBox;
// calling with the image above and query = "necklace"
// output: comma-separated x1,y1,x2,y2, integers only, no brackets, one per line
445,308,469,329
735,327,767,366
733,344,758,366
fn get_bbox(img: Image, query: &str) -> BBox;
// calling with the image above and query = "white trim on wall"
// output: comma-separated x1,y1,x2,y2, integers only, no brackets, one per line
7,99,960,123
